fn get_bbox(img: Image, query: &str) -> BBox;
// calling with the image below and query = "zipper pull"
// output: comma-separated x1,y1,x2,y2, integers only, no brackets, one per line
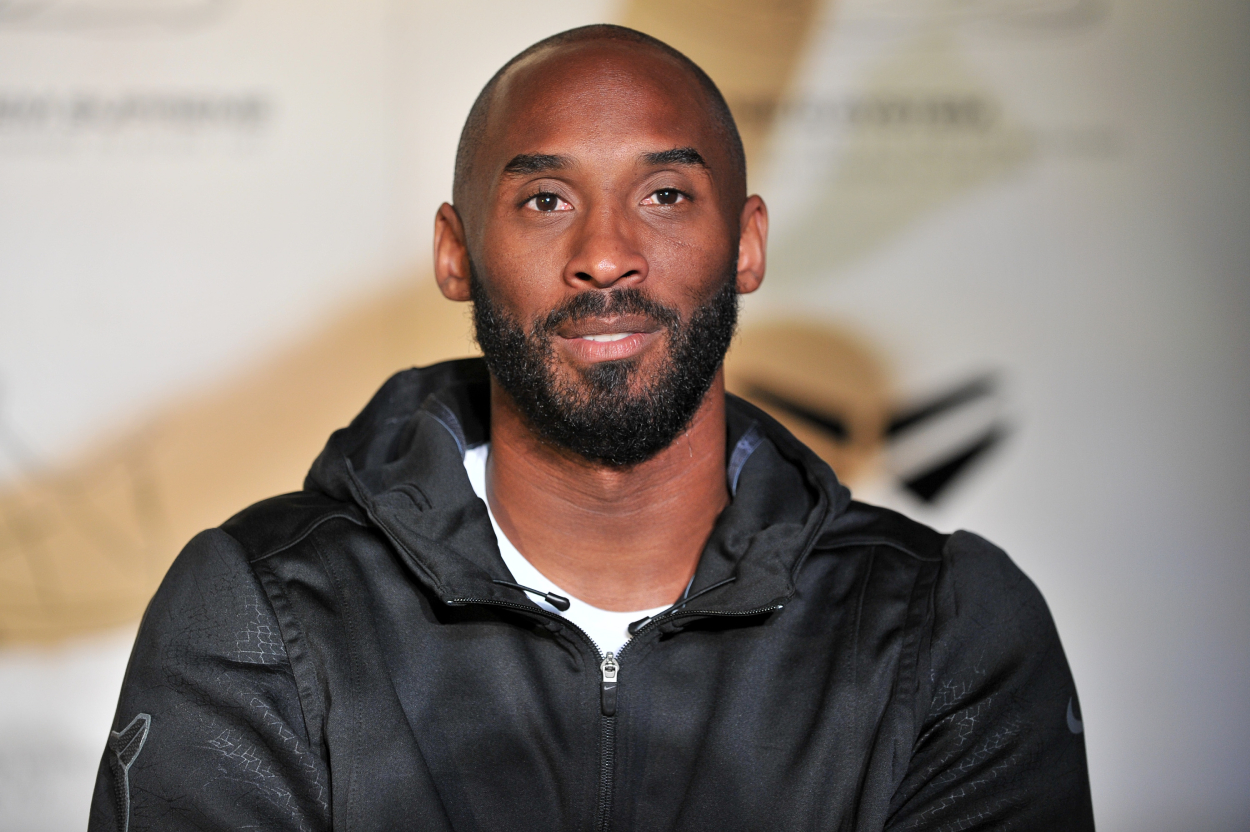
600,652,619,717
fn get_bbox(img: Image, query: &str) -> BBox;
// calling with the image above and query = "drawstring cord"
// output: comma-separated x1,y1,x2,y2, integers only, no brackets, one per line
627,576,737,635
491,579,571,611
493,574,739,633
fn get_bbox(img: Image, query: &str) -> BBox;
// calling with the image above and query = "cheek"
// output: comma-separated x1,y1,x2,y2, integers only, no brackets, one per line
645,229,735,306
478,236,567,319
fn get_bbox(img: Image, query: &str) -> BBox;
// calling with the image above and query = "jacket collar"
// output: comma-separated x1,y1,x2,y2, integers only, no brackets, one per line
306,359,851,616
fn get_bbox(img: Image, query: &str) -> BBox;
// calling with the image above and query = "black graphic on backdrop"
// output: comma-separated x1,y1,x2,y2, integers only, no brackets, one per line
746,373,1008,504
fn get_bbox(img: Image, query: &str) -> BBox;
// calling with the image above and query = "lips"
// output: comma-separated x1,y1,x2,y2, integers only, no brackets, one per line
555,313,657,339
554,314,661,363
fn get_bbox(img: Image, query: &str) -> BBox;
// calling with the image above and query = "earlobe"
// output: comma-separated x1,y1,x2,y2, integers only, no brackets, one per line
736,195,768,295
434,202,473,302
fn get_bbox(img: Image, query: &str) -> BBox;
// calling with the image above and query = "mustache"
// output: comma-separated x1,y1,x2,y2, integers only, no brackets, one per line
536,288,682,336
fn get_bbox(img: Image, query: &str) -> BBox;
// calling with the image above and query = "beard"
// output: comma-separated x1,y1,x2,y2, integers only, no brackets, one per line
470,265,740,467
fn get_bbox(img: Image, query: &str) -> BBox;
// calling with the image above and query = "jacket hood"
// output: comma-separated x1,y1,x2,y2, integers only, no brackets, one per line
305,358,851,618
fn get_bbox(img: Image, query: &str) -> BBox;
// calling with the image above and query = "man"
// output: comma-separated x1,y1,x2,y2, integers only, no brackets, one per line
91,24,1093,831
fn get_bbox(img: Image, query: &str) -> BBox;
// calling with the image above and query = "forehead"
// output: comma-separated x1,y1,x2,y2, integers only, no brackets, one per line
482,41,722,172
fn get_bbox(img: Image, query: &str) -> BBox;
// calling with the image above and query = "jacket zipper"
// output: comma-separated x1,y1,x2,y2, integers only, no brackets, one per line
451,596,783,832
599,652,619,716
596,652,619,832
450,597,618,830
590,604,784,831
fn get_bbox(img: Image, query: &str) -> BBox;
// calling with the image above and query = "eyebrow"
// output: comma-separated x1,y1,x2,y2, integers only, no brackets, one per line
500,146,709,178
502,153,569,176
643,147,708,168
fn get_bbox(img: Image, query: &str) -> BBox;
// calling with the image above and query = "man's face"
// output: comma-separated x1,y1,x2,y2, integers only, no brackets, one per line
457,42,752,465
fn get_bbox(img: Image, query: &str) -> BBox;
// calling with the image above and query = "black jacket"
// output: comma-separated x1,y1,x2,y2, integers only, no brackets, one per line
90,358,1093,831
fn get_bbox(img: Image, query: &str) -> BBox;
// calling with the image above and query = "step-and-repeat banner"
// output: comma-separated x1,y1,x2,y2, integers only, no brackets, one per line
1,1,1247,828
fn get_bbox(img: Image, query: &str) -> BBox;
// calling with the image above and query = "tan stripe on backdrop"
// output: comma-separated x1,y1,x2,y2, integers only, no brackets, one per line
0,0,873,644
621,0,823,176
0,282,474,643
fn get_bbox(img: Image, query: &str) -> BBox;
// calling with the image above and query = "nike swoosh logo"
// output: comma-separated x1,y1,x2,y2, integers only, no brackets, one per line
1067,697,1084,735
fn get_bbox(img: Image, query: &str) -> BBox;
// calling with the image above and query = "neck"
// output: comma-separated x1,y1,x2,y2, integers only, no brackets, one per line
485,372,729,611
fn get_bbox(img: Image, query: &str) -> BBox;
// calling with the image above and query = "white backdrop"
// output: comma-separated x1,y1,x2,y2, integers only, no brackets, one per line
1,1,1247,829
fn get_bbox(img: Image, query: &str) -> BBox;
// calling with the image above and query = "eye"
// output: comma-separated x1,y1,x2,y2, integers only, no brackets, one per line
644,188,687,206
525,192,572,212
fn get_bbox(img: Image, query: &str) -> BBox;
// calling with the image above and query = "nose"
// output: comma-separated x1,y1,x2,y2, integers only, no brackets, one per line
563,202,648,290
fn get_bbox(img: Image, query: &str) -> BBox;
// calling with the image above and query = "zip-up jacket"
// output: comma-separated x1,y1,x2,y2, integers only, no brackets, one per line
90,358,1094,831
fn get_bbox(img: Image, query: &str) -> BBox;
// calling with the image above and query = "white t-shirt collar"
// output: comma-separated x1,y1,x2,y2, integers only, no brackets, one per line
462,444,671,655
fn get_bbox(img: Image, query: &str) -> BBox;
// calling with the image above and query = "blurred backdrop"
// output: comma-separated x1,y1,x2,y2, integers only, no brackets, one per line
1,1,1247,829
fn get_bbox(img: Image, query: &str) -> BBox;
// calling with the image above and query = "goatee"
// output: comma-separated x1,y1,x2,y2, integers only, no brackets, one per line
470,268,739,467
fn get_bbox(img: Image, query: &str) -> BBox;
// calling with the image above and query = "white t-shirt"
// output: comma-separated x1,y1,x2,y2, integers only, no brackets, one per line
462,444,670,655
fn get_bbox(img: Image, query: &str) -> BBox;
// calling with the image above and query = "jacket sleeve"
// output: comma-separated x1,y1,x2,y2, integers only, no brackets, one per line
885,531,1094,831
88,529,331,832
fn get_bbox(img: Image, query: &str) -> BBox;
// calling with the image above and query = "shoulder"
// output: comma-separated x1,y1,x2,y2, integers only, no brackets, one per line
807,502,1057,664
936,529,1050,625
123,528,293,701
814,501,1044,611
142,491,366,659
220,490,369,563
927,530,1061,688
814,500,948,563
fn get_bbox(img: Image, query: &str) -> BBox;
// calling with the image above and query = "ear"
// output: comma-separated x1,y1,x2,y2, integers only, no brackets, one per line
735,195,768,295
434,202,472,302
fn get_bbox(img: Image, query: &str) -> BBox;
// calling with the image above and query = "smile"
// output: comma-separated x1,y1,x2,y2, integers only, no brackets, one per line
581,333,633,343
550,312,665,363
557,330,658,364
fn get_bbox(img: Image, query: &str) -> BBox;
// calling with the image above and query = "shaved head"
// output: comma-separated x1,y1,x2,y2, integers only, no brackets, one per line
452,24,746,220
